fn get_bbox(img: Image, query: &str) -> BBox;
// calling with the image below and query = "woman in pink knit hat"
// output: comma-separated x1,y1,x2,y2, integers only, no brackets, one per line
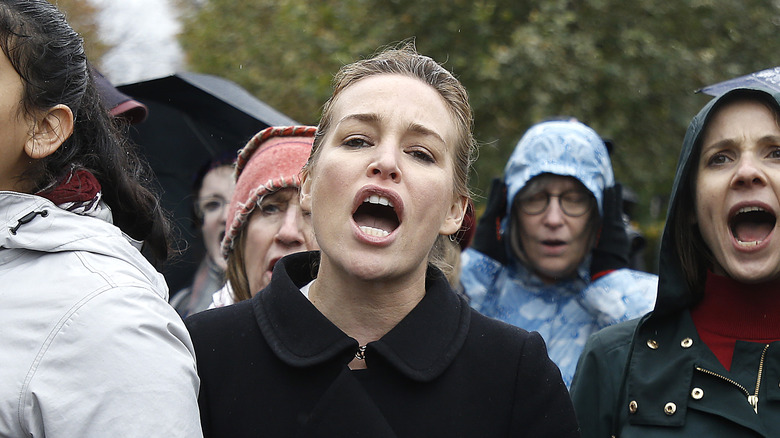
210,125,319,306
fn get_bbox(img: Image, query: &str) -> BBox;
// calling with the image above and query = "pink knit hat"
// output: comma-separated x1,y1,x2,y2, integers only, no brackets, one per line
221,125,316,258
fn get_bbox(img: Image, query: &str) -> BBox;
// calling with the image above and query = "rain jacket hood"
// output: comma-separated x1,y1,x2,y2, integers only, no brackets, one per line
501,119,614,236
0,192,163,288
654,86,780,318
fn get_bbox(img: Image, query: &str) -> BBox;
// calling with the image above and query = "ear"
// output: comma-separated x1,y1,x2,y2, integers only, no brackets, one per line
439,194,468,236
300,170,313,212
24,104,74,159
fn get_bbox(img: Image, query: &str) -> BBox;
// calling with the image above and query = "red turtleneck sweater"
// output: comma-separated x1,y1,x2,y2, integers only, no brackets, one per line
691,271,780,371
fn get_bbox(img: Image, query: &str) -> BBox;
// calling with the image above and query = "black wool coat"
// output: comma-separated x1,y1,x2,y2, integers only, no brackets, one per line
186,251,580,438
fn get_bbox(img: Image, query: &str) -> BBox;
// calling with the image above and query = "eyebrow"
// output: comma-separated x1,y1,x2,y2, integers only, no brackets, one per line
407,122,447,145
704,134,780,151
336,113,447,145
760,135,780,145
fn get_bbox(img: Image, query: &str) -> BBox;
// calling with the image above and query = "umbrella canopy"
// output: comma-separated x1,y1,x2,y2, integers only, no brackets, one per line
699,66,780,96
118,72,298,294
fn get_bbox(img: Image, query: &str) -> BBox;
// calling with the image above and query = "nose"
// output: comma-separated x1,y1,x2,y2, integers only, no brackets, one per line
367,142,401,182
219,202,230,225
731,155,767,189
274,205,307,247
541,198,565,228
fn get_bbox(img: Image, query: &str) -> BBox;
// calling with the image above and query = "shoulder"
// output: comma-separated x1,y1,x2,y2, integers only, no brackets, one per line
582,269,658,323
594,268,658,290
460,248,506,305
14,284,201,436
587,317,642,353
571,317,640,392
467,308,557,369
461,249,503,282
467,311,580,437
570,317,644,438
186,298,256,337
185,299,259,356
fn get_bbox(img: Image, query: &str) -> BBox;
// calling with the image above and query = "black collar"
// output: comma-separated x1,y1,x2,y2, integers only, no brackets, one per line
253,251,471,382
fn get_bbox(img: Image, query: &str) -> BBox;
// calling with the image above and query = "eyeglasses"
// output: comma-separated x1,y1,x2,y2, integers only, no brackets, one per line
516,190,593,217
195,195,228,218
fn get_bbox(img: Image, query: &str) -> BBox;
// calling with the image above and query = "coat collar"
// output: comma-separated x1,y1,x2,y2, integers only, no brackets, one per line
627,311,780,432
253,251,471,382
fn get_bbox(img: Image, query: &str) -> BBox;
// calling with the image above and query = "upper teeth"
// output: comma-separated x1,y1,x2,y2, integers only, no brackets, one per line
738,206,766,214
364,195,393,207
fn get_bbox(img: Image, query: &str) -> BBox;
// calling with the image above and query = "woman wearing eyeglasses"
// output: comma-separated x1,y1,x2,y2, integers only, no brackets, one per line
460,119,658,386
170,155,236,318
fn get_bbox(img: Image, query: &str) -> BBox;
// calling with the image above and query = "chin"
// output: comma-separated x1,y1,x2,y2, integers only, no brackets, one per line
720,260,780,284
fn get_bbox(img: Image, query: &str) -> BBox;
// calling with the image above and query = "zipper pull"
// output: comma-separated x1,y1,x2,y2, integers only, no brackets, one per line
748,395,758,414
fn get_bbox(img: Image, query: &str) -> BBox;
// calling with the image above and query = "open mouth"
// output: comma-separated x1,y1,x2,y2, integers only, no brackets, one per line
266,257,281,276
541,239,566,247
730,206,776,246
353,194,400,238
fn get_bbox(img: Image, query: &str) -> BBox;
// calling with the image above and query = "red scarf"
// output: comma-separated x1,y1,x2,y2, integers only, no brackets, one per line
691,271,780,370
38,169,101,207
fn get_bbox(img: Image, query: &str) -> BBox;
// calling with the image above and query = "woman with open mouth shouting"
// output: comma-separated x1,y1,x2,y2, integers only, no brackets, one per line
185,42,579,437
571,86,780,437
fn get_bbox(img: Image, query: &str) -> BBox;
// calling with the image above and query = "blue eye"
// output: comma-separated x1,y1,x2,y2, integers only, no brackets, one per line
261,204,281,215
410,149,435,163
344,137,371,148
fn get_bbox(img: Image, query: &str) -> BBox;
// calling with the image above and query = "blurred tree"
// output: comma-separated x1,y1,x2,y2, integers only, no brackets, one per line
51,0,107,62
179,0,780,234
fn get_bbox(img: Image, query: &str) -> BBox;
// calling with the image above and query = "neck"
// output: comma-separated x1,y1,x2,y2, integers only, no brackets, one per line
692,271,780,341
308,256,427,347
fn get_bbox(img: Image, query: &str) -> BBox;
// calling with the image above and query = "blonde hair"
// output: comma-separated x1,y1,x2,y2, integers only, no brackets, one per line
304,41,476,276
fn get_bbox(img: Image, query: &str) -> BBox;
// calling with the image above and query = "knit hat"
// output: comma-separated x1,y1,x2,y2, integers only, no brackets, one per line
221,125,316,258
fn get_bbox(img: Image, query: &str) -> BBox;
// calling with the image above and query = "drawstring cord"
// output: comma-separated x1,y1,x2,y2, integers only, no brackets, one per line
9,210,49,235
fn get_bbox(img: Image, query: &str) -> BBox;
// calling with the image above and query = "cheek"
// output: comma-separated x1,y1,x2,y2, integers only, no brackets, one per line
202,215,220,235
514,215,536,251
244,219,273,260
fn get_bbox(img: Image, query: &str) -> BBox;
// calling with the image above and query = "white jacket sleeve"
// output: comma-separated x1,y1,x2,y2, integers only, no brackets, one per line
20,285,203,437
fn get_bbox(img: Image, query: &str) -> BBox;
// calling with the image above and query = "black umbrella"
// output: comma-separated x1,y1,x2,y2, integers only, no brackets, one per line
699,66,780,96
118,72,298,293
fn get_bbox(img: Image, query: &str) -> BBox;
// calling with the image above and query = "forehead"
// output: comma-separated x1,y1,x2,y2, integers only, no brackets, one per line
523,174,588,194
261,187,298,203
329,74,457,142
702,98,780,145
200,165,234,191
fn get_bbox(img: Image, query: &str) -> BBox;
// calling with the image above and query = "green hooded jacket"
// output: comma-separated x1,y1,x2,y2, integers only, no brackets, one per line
570,86,780,437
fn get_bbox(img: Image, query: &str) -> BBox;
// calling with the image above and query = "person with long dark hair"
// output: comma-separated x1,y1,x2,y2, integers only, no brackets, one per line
0,1,201,436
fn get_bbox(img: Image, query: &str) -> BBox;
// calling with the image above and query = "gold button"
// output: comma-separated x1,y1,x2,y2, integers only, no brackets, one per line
664,402,677,415
629,400,638,414
647,339,659,349
681,338,693,348
691,388,704,400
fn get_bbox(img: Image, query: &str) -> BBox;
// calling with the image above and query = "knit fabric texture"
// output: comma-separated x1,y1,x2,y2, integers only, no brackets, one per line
221,125,316,258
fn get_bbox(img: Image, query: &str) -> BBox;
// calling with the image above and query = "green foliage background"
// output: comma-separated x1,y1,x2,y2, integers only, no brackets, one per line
178,0,780,268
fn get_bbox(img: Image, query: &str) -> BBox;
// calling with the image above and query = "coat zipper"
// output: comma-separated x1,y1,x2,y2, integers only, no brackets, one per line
694,343,769,414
